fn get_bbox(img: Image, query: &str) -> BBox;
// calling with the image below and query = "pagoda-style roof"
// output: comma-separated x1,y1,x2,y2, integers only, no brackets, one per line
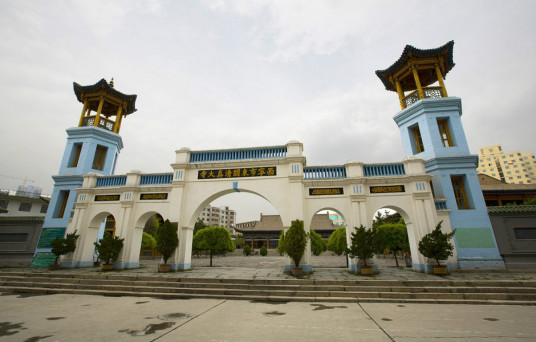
73,79,137,115
376,41,455,92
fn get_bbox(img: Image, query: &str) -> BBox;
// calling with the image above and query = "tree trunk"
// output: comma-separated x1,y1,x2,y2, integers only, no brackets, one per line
393,251,399,267
210,251,213,266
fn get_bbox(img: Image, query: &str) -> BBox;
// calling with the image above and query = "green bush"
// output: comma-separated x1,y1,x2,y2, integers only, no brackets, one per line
260,245,267,256
140,232,156,251
276,231,286,256
94,232,124,265
310,229,326,256
285,220,308,267
243,244,251,256
347,225,375,267
51,230,79,266
156,219,179,265
418,221,455,266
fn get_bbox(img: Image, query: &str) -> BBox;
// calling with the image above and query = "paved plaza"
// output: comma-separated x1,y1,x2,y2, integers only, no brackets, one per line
1,292,535,341
10,253,534,282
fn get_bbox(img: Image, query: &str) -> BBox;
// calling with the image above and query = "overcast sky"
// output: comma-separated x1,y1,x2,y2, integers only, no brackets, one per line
1,1,535,223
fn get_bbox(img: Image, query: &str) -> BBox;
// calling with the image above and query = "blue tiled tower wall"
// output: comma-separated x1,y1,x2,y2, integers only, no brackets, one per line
35,126,123,258
394,97,505,269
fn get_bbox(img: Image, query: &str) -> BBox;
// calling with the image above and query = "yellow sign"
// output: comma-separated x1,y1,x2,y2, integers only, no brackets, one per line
140,193,168,200
94,195,120,201
309,188,344,196
369,185,405,193
198,166,276,180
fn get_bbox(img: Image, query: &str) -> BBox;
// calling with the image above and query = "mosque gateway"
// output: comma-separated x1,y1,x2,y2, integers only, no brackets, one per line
37,42,505,272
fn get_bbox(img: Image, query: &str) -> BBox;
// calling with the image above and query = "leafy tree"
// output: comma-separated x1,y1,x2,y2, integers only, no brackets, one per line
243,244,251,256
310,229,326,256
523,198,536,205
51,230,79,266
194,218,207,235
94,232,124,265
347,225,375,267
233,237,245,249
140,232,156,251
193,226,235,266
156,219,179,265
285,220,308,267
276,231,286,256
260,245,267,256
327,226,348,267
144,216,162,237
418,221,455,266
376,223,409,267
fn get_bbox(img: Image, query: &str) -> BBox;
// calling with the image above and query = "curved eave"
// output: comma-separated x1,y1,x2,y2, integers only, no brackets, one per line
73,79,138,115
375,41,455,92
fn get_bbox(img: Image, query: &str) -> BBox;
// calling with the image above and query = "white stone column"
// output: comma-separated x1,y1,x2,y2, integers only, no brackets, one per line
171,225,193,270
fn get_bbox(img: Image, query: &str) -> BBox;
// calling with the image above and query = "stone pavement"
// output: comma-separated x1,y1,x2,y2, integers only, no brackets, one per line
1,292,535,341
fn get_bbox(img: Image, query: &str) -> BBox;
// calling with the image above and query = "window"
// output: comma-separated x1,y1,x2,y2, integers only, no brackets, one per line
68,143,83,167
514,228,536,240
0,199,8,209
451,176,470,210
55,190,70,218
104,215,116,237
19,202,32,212
411,124,424,153
0,233,28,243
40,204,48,214
92,145,108,170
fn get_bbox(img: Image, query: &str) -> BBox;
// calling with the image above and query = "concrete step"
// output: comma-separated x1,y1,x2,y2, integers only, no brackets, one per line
2,275,536,295
1,272,535,305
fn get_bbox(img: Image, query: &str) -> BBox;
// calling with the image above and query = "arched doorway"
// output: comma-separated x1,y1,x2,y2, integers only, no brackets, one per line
189,191,285,267
373,207,411,268
311,209,347,268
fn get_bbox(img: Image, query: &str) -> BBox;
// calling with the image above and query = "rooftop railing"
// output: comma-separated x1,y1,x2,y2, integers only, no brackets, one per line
139,173,173,185
363,163,405,177
303,166,346,180
95,175,126,187
189,146,287,163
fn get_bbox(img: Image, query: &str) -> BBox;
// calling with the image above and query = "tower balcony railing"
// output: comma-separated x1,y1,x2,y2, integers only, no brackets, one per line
434,198,448,210
303,166,346,180
402,86,444,109
81,116,115,132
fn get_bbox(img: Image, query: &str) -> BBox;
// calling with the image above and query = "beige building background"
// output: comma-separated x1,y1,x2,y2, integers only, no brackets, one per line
477,144,536,184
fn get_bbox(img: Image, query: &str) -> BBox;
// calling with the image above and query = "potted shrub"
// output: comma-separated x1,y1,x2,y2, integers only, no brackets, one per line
260,245,267,256
285,220,309,277
418,221,455,275
94,232,124,271
50,230,79,270
243,244,251,256
155,219,179,272
347,225,375,275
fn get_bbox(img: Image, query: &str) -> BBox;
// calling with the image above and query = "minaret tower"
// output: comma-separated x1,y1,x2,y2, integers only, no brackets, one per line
376,41,505,270
31,79,137,267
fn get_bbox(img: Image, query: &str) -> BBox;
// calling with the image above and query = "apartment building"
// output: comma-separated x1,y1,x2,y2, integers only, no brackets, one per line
477,144,536,184
198,205,236,232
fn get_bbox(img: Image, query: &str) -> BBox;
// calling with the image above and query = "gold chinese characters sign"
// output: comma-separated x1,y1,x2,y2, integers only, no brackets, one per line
95,195,120,201
369,185,405,194
140,193,168,200
309,188,344,196
198,166,276,180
